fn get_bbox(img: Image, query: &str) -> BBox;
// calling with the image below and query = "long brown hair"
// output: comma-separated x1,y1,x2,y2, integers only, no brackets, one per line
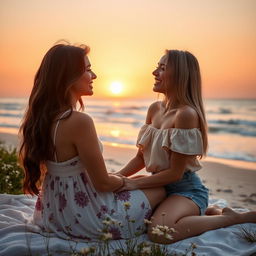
19,43,90,195
164,50,208,156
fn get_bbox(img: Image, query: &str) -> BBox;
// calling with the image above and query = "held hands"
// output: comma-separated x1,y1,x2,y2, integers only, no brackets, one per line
112,171,149,192
115,177,138,192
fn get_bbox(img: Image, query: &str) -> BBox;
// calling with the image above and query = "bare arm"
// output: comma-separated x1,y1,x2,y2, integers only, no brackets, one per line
116,149,145,177
72,113,123,192
115,102,157,177
121,152,192,189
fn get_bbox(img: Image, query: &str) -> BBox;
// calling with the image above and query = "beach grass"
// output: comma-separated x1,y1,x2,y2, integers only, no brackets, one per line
238,226,256,244
0,142,23,194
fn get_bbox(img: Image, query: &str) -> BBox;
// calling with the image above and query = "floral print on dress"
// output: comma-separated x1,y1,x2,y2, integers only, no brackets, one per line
80,172,88,185
59,193,67,211
48,213,54,222
100,205,108,214
96,212,102,219
70,160,78,166
35,154,151,242
74,191,89,208
114,191,131,201
35,196,42,211
50,180,54,190
144,209,152,220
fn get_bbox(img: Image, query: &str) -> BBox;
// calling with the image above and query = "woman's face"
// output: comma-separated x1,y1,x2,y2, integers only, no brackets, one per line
152,54,168,94
71,56,97,97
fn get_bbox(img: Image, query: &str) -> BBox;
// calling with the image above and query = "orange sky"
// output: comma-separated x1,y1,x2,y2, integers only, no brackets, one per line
0,0,256,99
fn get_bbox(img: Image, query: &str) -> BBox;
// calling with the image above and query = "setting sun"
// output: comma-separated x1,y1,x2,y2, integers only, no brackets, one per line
109,81,123,95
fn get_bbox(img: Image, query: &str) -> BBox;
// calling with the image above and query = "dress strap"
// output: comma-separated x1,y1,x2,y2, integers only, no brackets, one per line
53,109,72,162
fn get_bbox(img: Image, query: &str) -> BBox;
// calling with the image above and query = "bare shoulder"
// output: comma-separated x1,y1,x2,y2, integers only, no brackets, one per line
148,101,162,115
65,111,95,132
69,111,93,123
146,101,162,124
175,105,199,129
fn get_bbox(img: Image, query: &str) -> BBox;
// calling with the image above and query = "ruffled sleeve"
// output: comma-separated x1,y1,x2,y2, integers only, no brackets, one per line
136,124,152,151
163,128,203,155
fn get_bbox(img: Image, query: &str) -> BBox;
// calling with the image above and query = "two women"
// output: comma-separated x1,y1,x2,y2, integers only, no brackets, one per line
19,43,255,244
19,44,165,241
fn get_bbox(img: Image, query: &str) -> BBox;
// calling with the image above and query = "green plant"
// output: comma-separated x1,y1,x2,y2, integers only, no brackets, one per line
0,142,24,194
238,226,256,243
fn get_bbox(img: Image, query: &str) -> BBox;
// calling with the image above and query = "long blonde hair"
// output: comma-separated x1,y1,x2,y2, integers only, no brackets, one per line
164,50,208,156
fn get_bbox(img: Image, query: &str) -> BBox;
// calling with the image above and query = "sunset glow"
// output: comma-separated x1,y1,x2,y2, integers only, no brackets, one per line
109,82,124,95
0,0,256,99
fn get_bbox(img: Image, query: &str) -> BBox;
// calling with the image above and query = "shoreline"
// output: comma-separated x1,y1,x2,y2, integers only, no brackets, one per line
1,131,256,211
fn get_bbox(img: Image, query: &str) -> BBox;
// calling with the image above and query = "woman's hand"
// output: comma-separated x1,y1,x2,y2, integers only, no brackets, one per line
116,177,138,192
112,172,126,178
129,174,148,179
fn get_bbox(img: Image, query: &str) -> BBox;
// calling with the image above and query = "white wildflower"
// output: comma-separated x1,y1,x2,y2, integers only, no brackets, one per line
144,219,152,224
141,245,151,254
80,247,90,254
102,220,112,226
191,242,197,249
164,233,173,240
151,227,164,236
102,232,113,241
123,202,131,210
80,246,96,255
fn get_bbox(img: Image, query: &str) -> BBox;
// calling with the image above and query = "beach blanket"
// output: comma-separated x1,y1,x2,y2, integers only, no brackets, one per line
0,194,255,256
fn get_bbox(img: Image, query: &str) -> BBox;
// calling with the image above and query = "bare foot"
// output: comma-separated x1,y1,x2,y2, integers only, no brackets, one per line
222,207,256,224
205,205,222,215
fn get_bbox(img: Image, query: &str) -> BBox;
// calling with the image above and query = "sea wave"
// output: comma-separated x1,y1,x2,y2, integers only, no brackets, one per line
207,152,256,162
0,123,19,129
0,103,25,111
0,98,256,163
208,119,256,126
0,113,23,118
208,126,256,137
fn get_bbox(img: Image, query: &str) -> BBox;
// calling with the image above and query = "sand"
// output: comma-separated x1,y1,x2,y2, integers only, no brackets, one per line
1,132,256,211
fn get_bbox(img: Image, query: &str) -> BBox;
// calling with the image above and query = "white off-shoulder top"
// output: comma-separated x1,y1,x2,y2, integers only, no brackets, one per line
136,124,203,173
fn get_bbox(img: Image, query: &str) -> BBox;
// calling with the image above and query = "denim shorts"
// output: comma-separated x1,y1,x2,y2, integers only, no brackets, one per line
164,171,209,215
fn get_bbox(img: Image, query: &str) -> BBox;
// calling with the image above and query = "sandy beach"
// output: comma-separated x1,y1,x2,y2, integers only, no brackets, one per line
1,132,256,211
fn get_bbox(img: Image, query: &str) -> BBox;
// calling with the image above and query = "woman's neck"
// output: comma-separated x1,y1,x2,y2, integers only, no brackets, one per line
163,97,181,110
70,95,79,110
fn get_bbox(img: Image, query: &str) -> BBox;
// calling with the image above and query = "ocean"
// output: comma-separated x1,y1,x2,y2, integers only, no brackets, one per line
0,97,255,163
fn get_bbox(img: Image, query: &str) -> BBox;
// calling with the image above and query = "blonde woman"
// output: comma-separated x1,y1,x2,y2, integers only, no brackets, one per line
116,50,256,244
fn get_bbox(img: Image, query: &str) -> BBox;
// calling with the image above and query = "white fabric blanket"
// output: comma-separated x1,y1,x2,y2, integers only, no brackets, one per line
0,194,255,256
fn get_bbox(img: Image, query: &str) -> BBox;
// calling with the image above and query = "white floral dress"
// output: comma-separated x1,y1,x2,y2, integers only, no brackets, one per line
33,112,151,242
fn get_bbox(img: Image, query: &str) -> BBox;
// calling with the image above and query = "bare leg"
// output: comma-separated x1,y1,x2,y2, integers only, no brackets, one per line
148,195,256,244
141,187,166,210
